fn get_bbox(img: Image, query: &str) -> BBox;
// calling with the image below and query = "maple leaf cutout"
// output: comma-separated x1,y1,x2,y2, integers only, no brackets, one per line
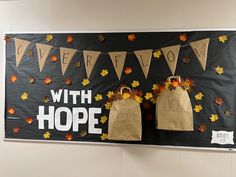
135,95,143,103
198,124,207,133
43,131,51,139
209,114,219,122
8,107,15,115
95,94,103,101
51,55,58,62
25,117,33,124
21,92,28,100
194,105,203,112
82,79,89,86
128,34,136,42
144,92,153,100
105,102,112,110
124,67,132,75
195,92,204,100
107,91,114,99
215,66,224,75
100,133,108,140
215,96,223,105
153,50,162,59
10,75,17,83
122,93,130,99
100,115,108,124
46,34,53,42
100,69,108,77
67,35,74,43
179,34,188,41
218,35,228,43
131,80,140,88
65,133,73,141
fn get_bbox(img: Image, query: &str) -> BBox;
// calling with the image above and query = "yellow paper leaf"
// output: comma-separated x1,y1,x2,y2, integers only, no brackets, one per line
131,80,140,88
153,50,162,59
135,95,143,103
43,131,51,139
152,84,159,91
100,133,108,140
105,102,112,110
194,105,203,112
107,91,114,98
100,115,108,124
151,98,157,104
144,92,153,100
95,94,103,101
82,79,90,86
164,81,172,89
218,35,228,43
195,92,204,100
100,69,108,77
122,93,130,99
46,34,53,42
215,66,224,75
21,92,28,100
209,114,219,122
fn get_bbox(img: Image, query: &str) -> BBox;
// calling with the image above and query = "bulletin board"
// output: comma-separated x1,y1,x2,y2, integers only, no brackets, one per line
4,31,236,149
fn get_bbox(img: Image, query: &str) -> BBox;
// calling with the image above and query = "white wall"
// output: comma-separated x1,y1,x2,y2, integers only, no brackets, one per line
0,0,236,177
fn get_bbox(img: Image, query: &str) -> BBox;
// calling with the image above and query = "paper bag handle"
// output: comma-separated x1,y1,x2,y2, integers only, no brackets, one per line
120,86,131,95
167,76,181,83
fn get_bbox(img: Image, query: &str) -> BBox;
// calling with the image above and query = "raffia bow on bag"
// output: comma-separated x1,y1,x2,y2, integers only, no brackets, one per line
108,87,142,141
156,76,194,131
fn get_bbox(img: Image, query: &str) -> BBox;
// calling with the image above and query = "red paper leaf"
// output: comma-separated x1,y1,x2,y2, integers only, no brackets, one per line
215,96,223,105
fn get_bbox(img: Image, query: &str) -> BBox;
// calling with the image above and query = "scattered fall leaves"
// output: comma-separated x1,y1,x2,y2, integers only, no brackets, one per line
214,96,223,105
65,133,73,141
144,92,153,100
51,55,58,62
75,61,81,68
124,67,132,75
29,76,35,84
8,107,15,115
215,66,224,75
209,114,219,122
10,75,17,83
105,102,112,110
107,91,114,99
46,34,53,42
13,127,20,134
218,35,228,43
95,94,103,101
100,115,108,124
21,92,28,100
65,77,72,85
82,79,89,86
25,117,33,124
131,80,140,88
43,77,52,85
66,35,74,43
4,35,11,43
98,34,105,42
194,105,203,113
134,95,143,103
122,93,130,99
128,34,136,42
100,133,108,140
100,69,108,77
43,131,51,139
152,84,159,91
179,34,188,42
43,96,50,103
153,50,162,59
198,124,207,133
195,92,204,100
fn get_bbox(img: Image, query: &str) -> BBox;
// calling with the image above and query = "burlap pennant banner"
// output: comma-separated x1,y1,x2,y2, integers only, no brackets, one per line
14,38,31,67
36,43,52,72
108,51,127,80
60,47,77,75
161,45,181,75
134,49,153,78
190,38,210,71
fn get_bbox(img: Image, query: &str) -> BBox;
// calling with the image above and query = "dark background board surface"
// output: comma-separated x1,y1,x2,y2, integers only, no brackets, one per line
4,31,236,149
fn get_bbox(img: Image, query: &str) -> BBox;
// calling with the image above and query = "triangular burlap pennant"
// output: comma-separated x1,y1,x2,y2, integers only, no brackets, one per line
36,43,52,72
161,45,181,75
134,49,153,78
13,38,30,67
60,47,77,75
108,51,127,80
83,50,101,79
190,38,210,71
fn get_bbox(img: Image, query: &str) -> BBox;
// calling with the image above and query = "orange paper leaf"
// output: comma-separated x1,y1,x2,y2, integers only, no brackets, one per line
10,75,17,83
215,96,223,105
8,107,15,115
198,124,207,133
25,117,33,124
128,34,136,42
43,77,52,85
65,78,72,85
13,127,20,134
124,67,132,75
51,55,58,62
65,133,73,141
179,34,188,42
67,35,74,43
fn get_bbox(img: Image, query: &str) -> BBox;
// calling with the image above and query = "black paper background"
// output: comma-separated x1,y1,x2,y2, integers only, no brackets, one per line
5,31,236,148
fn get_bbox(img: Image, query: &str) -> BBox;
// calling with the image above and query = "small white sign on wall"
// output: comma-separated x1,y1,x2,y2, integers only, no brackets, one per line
211,131,234,145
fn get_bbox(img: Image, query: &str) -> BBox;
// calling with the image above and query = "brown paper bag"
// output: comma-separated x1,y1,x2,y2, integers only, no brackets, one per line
156,76,194,131
108,87,142,141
